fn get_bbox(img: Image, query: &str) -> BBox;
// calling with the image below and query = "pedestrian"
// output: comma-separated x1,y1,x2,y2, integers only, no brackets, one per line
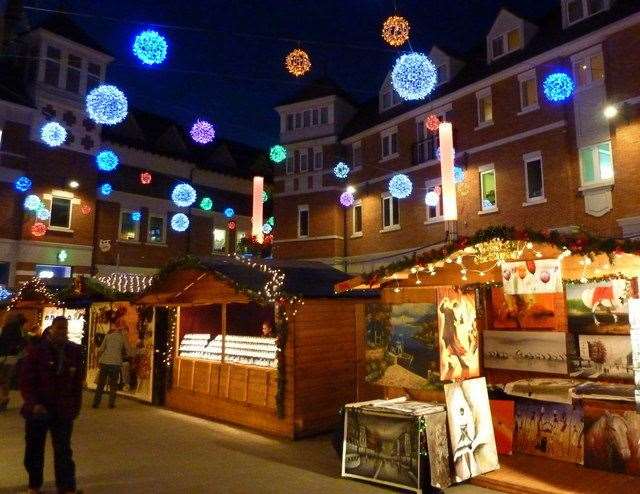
0,312,27,411
92,312,131,409
20,315,83,494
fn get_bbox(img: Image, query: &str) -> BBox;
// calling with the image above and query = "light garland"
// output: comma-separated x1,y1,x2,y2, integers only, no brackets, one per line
94,272,155,294
382,15,410,47
171,212,190,232
190,119,215,144
340,191,355,207
391,53,437,101
199,197,213,211
269,145,287,164
99,183,113,196
0,286,11,301
80,203,92,215
227,220,236,230
262,190,269,203
86,85,128,125
15,176,32,192
454,166,465,184
389,173,413,199
40,122,67,147
543,72,575,102
133,30,168,65
24,194,42,211
96,150,119,171
285,48,311,77
8,277,62,310
171,183,197,208
57,249,68,263
333,162,350,179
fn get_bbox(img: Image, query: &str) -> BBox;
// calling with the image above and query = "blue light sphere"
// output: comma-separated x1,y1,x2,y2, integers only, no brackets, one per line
24,194,42,211
388,173,413,199
15,176,32,192
391,53,437,101
99,183,113,196
36,206,51,221
269,145,287,164
543,72,575,102
224,207,235,219
40,122,67,147
171,183,197,207
86,85,128,125
454,166,465,184
96,150,119,171
133,30,168,65
131,211,141,222
171,213,190,232
333,162,350,179
190,120,215,144
262,223,273,235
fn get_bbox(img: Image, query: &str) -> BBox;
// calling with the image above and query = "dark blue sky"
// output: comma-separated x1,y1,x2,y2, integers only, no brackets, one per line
20,0,556,149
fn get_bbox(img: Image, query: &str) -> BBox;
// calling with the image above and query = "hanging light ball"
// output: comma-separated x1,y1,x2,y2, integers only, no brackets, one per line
36,205,51,221
267,216,275,226
224,207,235,219
40,122,67,147
200,197,213,211
333,162,350,179
425,114,441,133
340,191,355,207
391,53,437,101
389,173,413,199
425,191,439,207
262,223,273,235
171,183,197,208
133,30,168,65
86,85,128,125
99,183,113,196
454,166,465,184
285,48,311,77
15,176,32,192
131,211,141,222
269,145,287,164
227,220,237,230
24,194,42,211
381,15,410,47
543,72,575,102
96,150,119,171
171,213,190,232
190,119,215,144
31,222,47,237
139,172,152,185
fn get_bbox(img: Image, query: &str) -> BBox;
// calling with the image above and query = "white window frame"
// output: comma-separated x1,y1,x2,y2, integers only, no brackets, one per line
571,46,605,91
425,178,444,224
380,127,399,161
147,213,167,245
518,69,539,114
212,228,228,254
476,87,493,129
320,107,329,125
286,114,294,131
313,147,323,170
43,44,62,87
64,53,82,94
579,141,614,188
523,151,546,205
299,150,308,173
46,191,75,232
118,208,141,243
285,155,294,175
352,200,363,237
479,163,498,213
295,113,302,129
297,205,309,238
380,193,400,232
490,28,521,61
415,110,446,164
563,0,609,27
352,141,362,167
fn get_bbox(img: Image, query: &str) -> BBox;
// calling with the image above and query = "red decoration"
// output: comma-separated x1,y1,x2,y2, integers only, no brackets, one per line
31,222,47,237
227,220,236,230
81,203,92,215
425,114,441,133
140,172,152,185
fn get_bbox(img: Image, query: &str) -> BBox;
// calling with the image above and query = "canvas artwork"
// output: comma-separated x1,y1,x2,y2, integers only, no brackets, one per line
437,288,480,381
490,400,515,455
365,301,442,390
491,288,565,330
483,330,568,374
444,377,500,482
501,259,562,295
515,400,584,464
570,382,637,403
566,279,631,334
504,378,581,405
584,405,640,476
568,334,634,381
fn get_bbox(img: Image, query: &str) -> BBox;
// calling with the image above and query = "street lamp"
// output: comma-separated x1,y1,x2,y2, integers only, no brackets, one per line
346,185,356,195
604,105,618,119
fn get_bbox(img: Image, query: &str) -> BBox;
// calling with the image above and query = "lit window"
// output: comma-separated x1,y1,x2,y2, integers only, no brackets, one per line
49,197,72,229
491,29,520,60
119,210,140,242
580,141,614,185
353,201,363,235
36,265,71,279
507,29,521,51
519,71,539,111
524,153,545,202
65,54,81,93
480,166,497,211
298,205,309,238
44,46,61,87
235,230,246,251
381,194,399,230
425,179,444,222
147,214,165,244
212,228,227,253
573,51,605,88
477,89,493,126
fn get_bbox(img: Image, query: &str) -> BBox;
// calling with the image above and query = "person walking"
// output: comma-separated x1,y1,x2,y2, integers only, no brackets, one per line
20,315,83,494
92,320,131,409
0,312,27,411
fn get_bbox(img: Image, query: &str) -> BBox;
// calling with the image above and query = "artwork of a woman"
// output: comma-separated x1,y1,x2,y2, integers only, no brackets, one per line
440,299,470,379
448,387,483,481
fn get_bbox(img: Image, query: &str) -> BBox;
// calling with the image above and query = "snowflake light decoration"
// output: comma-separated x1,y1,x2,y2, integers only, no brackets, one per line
340,191,355,207
15,176,32,192
425,114,441,133
382,15,410,47
190,119,215,144
391,53,437,101
543,72,575,102
200,197,213,211
86,85,128,125
333,162,350,179
171,213,189,232
96,150,119,171
24,194,41,211
269,145,287,164
285,48,311,77
224,207,235,219
133,30,168,65
99,183,113,196
171,183,197,207
389,173,413,199
40,122,67,147
36,206,51,221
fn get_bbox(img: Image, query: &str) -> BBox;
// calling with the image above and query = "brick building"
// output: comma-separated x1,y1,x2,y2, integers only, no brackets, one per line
0,8,259,286
272,0,640,273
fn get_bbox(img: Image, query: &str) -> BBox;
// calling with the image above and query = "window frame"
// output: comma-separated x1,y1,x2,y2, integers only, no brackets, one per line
425,178,444,224
572,47,605,90
564,0,608,27
476,87,493,128
490,28,521,61
579,141,614,187
523,151,546,204
320,107,329,125
313,147,323,170
299,150,308,173
48,195,73,231
297,205,309,238
43,44,61,87
380,127,399,161
286,114,294,131
518,70,539,114
285,155,294,175
147,213,167,245
479,164,498,212
118,208,141,243
381,193,400,231
64,53,82,94
416,112,444,164
352,141,362,167
352,200,363,237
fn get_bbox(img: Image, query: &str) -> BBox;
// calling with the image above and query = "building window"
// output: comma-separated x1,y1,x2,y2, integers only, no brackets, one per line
44,45,61,87
298,205,309,238
565,0,607,26
307,175,314,191
476,88,493,127
285,156,294,175
0,262,9,285
353,201,363,236
313,148,323,170
312,108,319,126
580,141,614,186
491,29,521,60
49,197,72,229
65,54,82,93
425,180,444,222
573,50,605,88
381,194,399,230
147,214,166,244
416,115,440,163
299,150,308,173
320,107,329,125
303,110,311,128
295,113,302,129
519,71,539,112
381,128,398,160
212,228,227,253
119,210,140,241
87,62,101,92
286,114,294,131
479,165,497,211
523,152,545,202
352,141,362,166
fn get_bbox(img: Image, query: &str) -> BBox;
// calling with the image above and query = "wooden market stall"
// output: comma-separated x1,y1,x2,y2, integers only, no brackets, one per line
135,255,377,439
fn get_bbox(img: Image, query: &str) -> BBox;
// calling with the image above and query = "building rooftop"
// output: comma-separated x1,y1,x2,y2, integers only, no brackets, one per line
33,14,112,56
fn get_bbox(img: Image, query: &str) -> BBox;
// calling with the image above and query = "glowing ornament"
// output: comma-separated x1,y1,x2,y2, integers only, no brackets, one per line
31,222,47,237
0,286,11,301
36,206,51,221
382,15,410,47
262,191,269,203
24,194,41,211
86,84,128,125
285,48,311,77
96,150,119,171
131,211,141,222
40,122,67,147
262,223,273,235
454,166,465,184
139,172,152,185
81,203,92,215
99,183,113,196
425,191,439,207
133,30,168,65
543,72,575,102
170,213,189,232
333,162,350,179
340,191,355,207
224,207,235,219
200,197,213,211
227,220,237,230
171,183,197,207
267,216,275,226
425,114,441,133
391,53,437,101
269,145,287,164
436,146,456,161
57,249,68,263
389,173,413,199
190,119,215,144
15,176,32,192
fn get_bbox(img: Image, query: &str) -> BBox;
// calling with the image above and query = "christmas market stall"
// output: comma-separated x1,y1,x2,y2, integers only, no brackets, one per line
135,255,377,438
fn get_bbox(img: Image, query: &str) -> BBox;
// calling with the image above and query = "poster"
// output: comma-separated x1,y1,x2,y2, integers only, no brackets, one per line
444,377,499,482
566,280,631,334
490,288,565,330
490,400,515,455
437,288,479,381
87,302,155,403
502,259,562,295
515,400,584,464
483,330,568,374
569,334,634,381
365,301,441,390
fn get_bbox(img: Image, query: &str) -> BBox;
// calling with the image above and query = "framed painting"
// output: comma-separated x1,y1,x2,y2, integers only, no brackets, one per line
566,279,631,335
483,330,568,374
501,259,562,295
490,400,515,455
568,334,634,381
491,287,565,330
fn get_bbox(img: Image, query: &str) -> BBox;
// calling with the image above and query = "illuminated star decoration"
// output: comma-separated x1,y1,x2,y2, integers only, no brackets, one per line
96,150,119,171
454,166,465,184
99,183,113,196
200,197,213,211
285,48,311,77
340,191,355,207
262,223,273,235
425,190,439,207
382,15,410,47
131,211,141,222
389,173,413,199
543,72,575,102
31,222,47,237
269,145,287,164
40,122,67,147
36,206,51,221
171,183,197,207
224,207,235,219
24,195,41,211
15,176,32,192
133,30,168,65
190,119,215,144
139,172,152,184
86,85,128,125
391,53,437,101
171,213,190,232
333,162,350,179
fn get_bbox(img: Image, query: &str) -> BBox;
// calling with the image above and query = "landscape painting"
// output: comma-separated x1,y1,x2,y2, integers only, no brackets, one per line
566,280,631,334
491,288,565,330
437,288,480,381
483,330,568,374
490,400,515,455
569,334,634,380
365,301,442,390
501,259,562,295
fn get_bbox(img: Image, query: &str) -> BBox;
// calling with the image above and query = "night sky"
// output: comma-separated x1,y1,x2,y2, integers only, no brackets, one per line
18,0,557,149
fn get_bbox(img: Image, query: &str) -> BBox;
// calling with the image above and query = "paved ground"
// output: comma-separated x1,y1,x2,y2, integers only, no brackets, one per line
0,392,498,494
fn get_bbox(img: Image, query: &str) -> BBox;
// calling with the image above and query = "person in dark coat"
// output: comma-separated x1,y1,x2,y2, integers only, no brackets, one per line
0,312,27,410
20,316,84,494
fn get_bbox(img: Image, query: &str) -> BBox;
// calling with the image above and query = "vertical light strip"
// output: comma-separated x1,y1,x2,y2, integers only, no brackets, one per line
252,176,264,242
438,122,457,220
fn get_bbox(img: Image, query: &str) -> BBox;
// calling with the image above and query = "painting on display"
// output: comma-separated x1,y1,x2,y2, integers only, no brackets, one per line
504,378,581,405
515,400,584,464
566,279,631,334
568,334,634,381
490,288,565,330
444,378,499,482
483,330,568,375
365,299,442,390
501,259,562,295
437,288,479,381
490,400,515,455
87,302,155,403
584,405,640,476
